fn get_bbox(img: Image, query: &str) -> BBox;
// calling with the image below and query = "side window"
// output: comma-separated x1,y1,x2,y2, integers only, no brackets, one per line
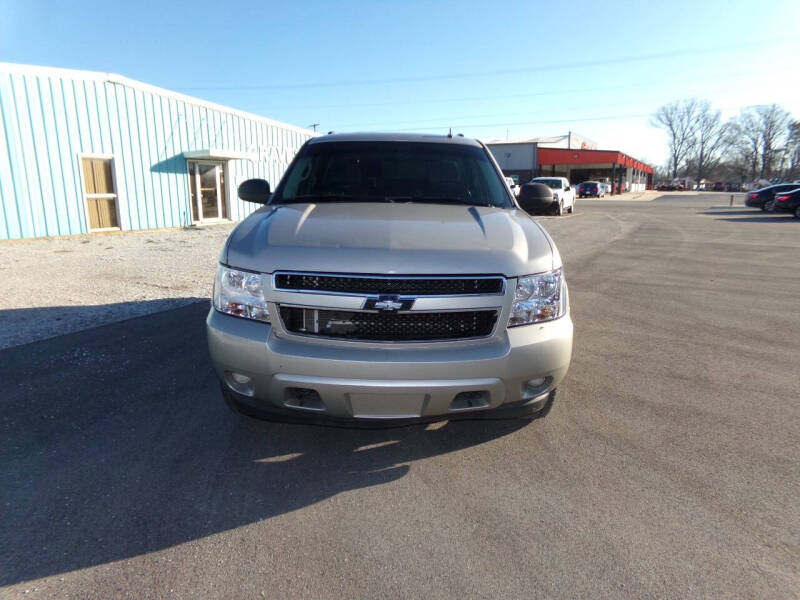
82,157,119,230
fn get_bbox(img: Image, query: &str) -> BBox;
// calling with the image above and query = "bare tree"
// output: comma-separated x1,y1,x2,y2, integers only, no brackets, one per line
729,111,761,181
689,101,730,183
781,120,800,180
651,99,700,179
754,104,791,178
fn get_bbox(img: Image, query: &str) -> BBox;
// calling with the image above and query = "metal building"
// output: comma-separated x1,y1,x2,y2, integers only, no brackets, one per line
0,62,314,240
487,139,653,193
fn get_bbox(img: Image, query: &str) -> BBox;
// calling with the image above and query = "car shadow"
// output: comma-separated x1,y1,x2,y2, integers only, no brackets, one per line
714,215,796,223
697,209,796,222
700,209,758,215
0,302,531,585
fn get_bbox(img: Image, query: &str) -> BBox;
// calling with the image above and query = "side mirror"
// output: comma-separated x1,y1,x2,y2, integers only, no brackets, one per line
516,183,553,215
565,185,571,191
516,198,539,214
238,178,271,204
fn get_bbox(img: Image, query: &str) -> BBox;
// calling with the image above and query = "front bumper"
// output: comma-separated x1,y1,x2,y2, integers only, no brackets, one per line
206,308,573,422
745,197,764,208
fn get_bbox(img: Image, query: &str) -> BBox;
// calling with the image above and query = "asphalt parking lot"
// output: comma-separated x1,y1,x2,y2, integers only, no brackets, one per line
1,193,798,599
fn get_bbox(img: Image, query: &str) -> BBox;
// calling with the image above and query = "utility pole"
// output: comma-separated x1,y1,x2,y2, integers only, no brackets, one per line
308,123,320,132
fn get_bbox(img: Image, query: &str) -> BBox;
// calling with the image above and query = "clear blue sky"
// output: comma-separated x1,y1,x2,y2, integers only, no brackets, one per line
2,0,798,165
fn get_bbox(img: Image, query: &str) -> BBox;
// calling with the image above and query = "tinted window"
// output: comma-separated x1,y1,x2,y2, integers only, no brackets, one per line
533,178,563,189
274,141,511,207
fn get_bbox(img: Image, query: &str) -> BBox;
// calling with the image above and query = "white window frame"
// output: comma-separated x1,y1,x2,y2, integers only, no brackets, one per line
188,160,228,223
79,153,121,232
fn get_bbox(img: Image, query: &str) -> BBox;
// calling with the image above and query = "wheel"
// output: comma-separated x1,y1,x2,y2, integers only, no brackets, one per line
765,199,776,212
555,201,563,216
568,203,574,213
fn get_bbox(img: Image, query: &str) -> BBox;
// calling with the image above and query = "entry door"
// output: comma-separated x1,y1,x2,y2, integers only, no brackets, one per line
188,161,227,222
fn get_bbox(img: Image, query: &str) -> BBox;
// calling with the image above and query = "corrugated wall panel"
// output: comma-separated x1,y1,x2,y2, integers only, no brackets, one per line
14,74,47,237
0,64,312,240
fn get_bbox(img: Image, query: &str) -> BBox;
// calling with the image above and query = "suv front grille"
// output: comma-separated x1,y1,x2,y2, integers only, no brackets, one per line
274,273,503,296
279,307,498,342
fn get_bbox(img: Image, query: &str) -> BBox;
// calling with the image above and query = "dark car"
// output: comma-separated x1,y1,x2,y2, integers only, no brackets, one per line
725,182,742,192
772,187,800,218
577,181,604,198
712,182,725,192
745,184,800,211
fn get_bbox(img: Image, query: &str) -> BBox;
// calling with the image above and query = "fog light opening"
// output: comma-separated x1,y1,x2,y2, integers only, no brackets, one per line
225,371,255,397
284,387,326,412
521,377,552,400
450,390,490,411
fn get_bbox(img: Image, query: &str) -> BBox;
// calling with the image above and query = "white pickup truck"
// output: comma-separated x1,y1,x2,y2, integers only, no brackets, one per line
530,177,575,215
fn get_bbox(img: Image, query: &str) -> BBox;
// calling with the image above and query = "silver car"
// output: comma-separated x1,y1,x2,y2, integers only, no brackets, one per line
206,133,573,425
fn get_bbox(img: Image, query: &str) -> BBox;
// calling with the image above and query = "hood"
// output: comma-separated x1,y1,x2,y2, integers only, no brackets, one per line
224,203,556,276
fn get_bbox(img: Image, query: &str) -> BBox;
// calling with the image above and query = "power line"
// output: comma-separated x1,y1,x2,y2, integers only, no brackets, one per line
175,38,796,92
331,82,761,130
389,113,654,132
246,68,770,112
380,102,773,133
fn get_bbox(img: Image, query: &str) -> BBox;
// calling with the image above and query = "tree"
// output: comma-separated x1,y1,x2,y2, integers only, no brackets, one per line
730,111,761,181
753,104,791,178
781,120,800,180
651,99,700,179
689,101,730,183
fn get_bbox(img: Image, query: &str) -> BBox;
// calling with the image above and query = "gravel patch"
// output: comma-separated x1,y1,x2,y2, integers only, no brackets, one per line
0,223,236,349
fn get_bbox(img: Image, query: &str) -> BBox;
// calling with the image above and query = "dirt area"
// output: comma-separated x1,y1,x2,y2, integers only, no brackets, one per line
0,223,236,349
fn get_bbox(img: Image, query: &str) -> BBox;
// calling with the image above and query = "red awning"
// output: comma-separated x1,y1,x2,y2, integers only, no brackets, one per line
537,148,653,174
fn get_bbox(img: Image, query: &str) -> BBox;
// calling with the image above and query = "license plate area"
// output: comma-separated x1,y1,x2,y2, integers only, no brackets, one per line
347,392,428,418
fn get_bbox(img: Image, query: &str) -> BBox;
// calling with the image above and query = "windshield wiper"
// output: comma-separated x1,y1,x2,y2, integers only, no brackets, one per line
384,195,490,207
278,194,397,204
278,194,361,203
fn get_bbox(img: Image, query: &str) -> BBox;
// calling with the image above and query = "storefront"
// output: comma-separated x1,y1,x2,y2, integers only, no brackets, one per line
487,142,653,193
0,63,314,240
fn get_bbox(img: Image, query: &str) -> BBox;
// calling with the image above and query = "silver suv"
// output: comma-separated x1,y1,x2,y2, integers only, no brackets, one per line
206,133,573,425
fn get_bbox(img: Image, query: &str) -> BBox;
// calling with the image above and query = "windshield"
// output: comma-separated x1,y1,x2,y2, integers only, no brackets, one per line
272,141,512,207
534,178,563,189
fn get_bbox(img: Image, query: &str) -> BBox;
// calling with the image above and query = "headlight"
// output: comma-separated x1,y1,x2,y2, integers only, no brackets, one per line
213,264,270,322
508,268,565,327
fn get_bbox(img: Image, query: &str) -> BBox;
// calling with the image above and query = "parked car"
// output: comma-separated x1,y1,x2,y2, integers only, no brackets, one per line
712,182,725,192
772,187,800,218
745,184,800,211
528,177,575,215
577,181,604,198
207,133,573,425
725,182,742,192
504,176,519,197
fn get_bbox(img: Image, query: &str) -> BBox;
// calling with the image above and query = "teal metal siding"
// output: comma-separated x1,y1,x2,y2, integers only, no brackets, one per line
0,65,312,240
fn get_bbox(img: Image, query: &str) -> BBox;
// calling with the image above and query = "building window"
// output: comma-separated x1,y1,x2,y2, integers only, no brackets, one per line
82,157,119,230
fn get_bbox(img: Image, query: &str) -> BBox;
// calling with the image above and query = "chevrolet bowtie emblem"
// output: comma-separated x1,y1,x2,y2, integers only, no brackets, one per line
364,295,415,312
374,299,404,311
